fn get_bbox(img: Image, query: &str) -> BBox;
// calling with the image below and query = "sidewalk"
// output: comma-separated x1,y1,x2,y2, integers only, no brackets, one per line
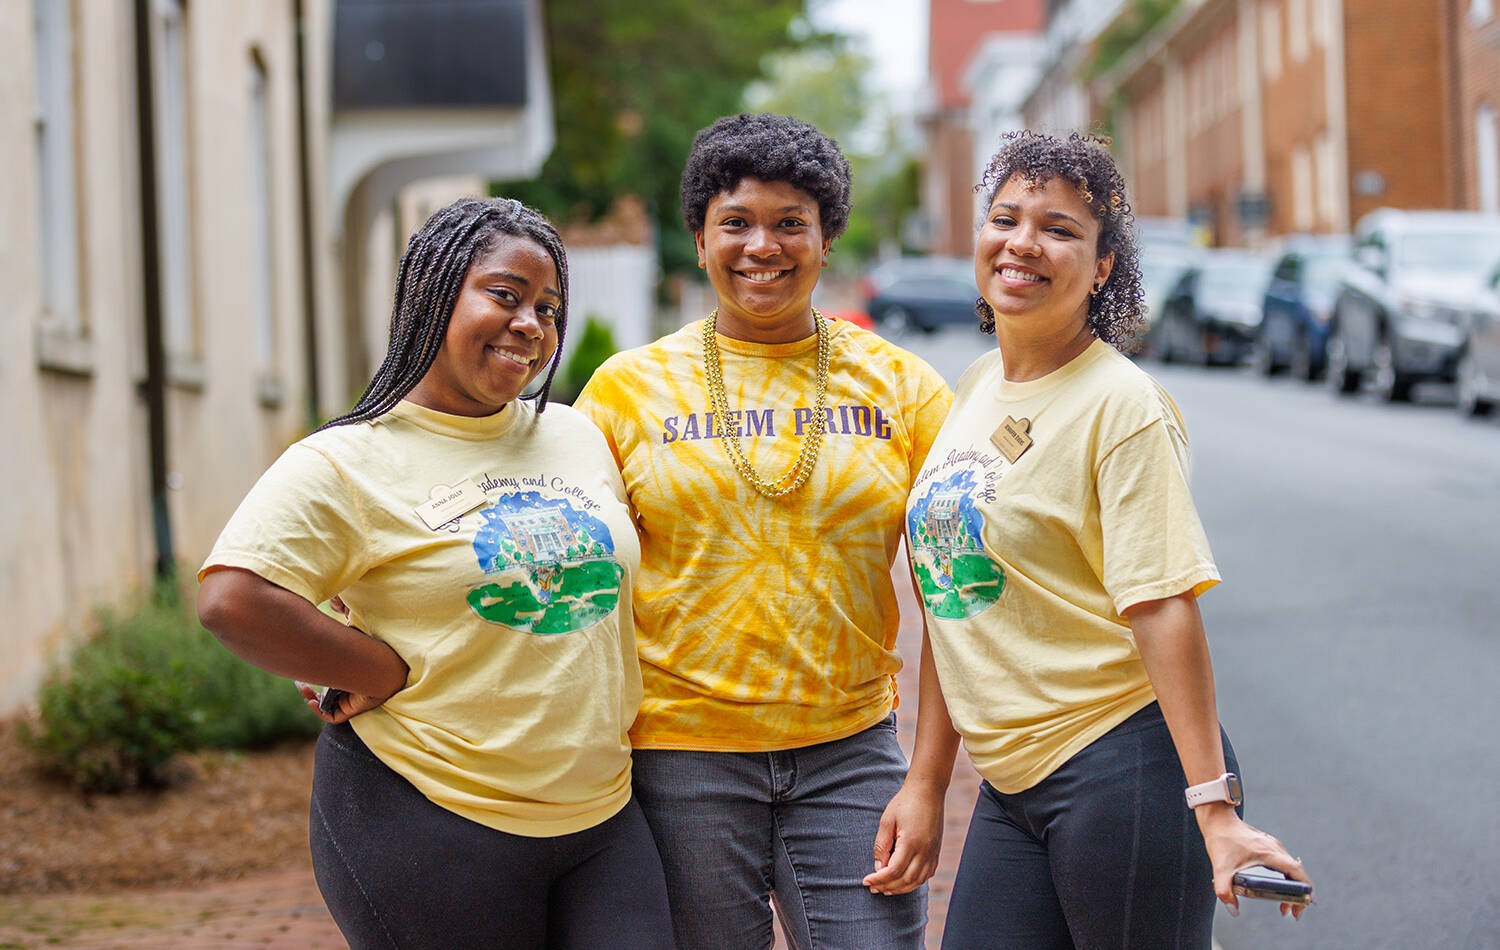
0,567,981,949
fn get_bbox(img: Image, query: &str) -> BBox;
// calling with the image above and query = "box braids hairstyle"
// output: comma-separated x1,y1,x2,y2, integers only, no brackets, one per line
319,196,568,430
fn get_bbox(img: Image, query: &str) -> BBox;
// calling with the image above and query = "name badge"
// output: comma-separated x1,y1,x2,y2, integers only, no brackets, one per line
414,478,487,531
990,416,1033,464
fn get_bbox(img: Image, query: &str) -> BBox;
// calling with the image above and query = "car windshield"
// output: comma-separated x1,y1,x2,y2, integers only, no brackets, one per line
1301,256,1348,295
1394,232,1500,275
1198,259,1268,305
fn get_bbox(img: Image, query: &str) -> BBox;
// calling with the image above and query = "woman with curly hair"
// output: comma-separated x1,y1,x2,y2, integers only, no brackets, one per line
574,113,958,949
903,131,1313,948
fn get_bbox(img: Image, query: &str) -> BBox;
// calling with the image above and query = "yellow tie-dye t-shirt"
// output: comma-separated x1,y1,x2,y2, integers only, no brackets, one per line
575,318,952,751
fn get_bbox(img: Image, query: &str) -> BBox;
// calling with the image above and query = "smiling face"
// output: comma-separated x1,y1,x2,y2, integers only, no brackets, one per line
695,177,831,343
406,234,561,417
976,174,1114,342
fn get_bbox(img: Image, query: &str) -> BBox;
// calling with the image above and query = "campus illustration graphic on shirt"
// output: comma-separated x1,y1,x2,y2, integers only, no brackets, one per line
467,489,624,634
906,470,1005,619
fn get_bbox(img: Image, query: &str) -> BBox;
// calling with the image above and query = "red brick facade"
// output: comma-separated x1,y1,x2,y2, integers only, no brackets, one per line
1443,0,1500,211
923,0,1045,255
1342,0,1451,220
1105,0,1488,247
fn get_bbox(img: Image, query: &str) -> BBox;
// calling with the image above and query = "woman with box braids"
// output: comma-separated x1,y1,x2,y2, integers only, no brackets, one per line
199,196,672,949
322,196,569,430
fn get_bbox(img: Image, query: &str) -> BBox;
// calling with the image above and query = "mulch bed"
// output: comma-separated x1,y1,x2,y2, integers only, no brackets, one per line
0,717,316,895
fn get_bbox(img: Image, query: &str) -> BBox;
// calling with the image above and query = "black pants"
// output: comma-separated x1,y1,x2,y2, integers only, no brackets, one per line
941,703,1241,950
309,722,674,950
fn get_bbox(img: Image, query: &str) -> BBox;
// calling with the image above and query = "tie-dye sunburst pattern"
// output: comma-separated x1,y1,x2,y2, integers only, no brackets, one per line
575,319,952,751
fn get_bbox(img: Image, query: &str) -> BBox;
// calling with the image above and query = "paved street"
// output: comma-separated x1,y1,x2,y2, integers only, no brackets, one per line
1159,365,1500,950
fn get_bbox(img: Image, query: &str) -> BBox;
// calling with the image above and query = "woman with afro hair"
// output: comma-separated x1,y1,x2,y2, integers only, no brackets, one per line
903,130,1314,947
575,113,959,948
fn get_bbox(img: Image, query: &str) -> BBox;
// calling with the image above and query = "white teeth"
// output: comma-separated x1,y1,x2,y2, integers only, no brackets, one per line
490,347,532,366
1001,267,1044,282
742,270,786,282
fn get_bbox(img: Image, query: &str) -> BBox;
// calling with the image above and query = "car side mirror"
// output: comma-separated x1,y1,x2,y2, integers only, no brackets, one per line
1355,246,1385,274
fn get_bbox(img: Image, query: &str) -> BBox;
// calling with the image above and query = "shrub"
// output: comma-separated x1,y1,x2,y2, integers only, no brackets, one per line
553,314,618,404
20,590,320,793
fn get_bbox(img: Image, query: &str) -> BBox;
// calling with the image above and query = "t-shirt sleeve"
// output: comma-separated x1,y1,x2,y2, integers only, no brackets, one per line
1094,416,1220,614
907,367,955,480
198,442,371,606
572,360,626,471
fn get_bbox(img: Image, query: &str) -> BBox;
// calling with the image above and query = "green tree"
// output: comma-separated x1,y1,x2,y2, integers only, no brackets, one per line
1083,0,1180,82
496,0,807,276
742,39,922,265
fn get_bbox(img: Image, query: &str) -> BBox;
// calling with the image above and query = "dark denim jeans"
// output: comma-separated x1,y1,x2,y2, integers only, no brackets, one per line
941,702,1241,950
631,714,926,950
309,721,673,950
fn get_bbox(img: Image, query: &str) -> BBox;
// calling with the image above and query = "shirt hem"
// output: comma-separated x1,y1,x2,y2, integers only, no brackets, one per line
630,703,894,753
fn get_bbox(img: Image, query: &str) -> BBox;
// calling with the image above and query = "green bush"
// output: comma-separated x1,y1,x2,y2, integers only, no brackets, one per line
553,314,618,404
20,591,320,793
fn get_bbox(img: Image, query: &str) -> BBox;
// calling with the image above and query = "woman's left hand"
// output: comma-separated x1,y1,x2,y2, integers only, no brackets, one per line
295,681,388,724
861,778,945,895
1196,803,1313,919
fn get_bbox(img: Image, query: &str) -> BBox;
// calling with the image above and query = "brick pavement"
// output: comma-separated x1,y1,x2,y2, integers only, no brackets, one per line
0,563,981,949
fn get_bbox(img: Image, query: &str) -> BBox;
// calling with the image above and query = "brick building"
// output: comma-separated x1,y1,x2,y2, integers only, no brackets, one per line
1097,0,1488,247
922,0,1045,256
1444,0,1500,212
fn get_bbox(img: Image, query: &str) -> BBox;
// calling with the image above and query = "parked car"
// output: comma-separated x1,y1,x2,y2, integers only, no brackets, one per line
1136,242,1201,357
1253,235,1353,379
1456,261,1500,416
1156,248,1273,366
858,256,979,334
1326,209,1500,401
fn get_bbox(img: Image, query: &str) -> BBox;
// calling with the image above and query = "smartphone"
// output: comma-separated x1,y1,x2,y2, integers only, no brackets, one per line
1232,866,1313,905
318,687,349,716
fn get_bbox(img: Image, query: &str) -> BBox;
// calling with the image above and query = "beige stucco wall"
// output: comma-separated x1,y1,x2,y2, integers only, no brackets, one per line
1,0,336,715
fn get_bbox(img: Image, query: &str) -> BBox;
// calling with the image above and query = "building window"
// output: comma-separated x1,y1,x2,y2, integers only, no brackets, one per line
1315,132,1339,227
1312,0,1332,48
1261,2,1282,80
248,51,278,401
1291,144,1314,231
1288,0,1309,62
32,0,81,338
1478,103,1499,214
155,0,198,371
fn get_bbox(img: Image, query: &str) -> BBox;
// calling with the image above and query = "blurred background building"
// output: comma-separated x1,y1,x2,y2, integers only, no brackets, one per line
3,0,568,714
915,0,1500,249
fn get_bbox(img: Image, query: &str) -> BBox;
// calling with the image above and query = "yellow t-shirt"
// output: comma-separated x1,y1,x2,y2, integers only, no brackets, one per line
199,400,642,837
906,339,1219,793
575,318,952,751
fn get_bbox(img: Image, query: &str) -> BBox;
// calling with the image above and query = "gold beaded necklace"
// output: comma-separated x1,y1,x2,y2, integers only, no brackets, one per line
702,308,830,498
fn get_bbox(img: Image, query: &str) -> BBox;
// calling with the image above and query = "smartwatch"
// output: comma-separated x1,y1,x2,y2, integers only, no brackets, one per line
1184,772,1242,809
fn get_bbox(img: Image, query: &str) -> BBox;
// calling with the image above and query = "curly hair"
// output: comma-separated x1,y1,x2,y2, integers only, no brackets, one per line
320,197,568,429
974,130,1146,350
680,113,852,240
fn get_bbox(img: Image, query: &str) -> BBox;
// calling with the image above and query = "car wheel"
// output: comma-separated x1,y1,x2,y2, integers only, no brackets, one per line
1251,335,1278,376
1157,320,1177,363
1370,339,1413,402
1325,331,1360,395
1456,349,1494,417
882,305,914,338
1290,333,1318,382
1189,321,1211,367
